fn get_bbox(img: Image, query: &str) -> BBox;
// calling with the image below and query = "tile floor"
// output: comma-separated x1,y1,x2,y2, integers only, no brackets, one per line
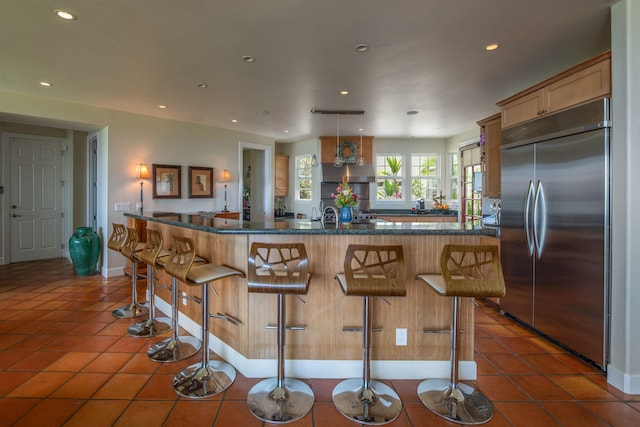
1,258,639,426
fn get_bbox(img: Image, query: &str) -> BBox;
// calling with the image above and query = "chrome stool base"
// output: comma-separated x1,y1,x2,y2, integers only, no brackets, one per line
127,316,172,337
147,336,201,363
247,377,314,423
418,378,493,425
173,359,236,398
332,378,402,425
112,303,148,319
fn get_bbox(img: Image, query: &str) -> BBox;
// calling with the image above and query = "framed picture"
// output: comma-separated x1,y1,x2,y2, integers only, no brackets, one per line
152,164,182,199
188,166,214,198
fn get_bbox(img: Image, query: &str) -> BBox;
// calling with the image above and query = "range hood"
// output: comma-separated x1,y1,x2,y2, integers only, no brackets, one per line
321,163,375,183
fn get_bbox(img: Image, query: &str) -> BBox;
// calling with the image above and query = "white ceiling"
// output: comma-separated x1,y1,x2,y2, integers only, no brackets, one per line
0,0,614,142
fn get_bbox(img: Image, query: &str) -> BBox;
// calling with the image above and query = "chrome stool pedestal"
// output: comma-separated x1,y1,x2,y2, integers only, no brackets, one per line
331,296,403,425
246,243,314,423
332,245,406,426
416,244,505,425
173,283,237,398
147,277,200,362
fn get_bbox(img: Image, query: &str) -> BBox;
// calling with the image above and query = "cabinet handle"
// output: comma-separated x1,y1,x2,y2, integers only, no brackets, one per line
538,108,547,115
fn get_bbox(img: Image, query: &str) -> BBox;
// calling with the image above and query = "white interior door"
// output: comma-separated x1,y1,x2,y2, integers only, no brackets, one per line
9,136,64,262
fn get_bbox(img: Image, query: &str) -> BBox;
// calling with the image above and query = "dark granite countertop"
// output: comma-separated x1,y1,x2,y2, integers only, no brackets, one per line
125,212,495,236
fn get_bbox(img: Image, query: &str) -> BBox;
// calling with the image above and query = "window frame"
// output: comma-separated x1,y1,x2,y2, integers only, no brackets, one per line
375,153,405,202
294,154,313,202
409,153,440,202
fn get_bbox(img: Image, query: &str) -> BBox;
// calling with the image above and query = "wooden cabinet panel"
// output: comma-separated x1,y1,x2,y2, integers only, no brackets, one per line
478,113,501,198
274,155,289,197
545,58,610,113
499,52,611,129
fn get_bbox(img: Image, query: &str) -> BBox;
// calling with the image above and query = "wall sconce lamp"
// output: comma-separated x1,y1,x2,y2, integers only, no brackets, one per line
135,163,150,214
221,169,231,212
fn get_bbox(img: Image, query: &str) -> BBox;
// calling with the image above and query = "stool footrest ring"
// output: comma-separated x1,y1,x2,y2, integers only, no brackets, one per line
210,312,242,326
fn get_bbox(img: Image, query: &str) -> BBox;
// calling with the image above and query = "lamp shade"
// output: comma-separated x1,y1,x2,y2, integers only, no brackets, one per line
135,163,150,180
222,169,232,182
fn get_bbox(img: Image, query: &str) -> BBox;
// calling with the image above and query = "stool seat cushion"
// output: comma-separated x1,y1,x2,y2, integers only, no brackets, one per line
415,274,447,296
186,262,245,286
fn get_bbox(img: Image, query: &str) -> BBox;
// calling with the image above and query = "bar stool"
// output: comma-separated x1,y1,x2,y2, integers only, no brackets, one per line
246,243,314,423
127,228,172,337
112,227,148,319
164,236,245,398
332,244,406,425
147,241,208,362
415,244,505,425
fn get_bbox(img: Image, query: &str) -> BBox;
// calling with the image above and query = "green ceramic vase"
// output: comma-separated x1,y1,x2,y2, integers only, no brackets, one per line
69,226,100,276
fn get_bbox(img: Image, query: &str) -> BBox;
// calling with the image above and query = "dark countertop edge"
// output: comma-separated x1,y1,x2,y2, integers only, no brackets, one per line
124,212,496,236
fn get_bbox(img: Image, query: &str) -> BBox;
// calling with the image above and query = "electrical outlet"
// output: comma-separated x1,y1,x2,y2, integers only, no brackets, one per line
396,328,407,346
182,291,187,306
114,202,131,211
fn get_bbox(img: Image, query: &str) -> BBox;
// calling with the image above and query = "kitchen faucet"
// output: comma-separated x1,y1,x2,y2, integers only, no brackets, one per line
321,206,339,229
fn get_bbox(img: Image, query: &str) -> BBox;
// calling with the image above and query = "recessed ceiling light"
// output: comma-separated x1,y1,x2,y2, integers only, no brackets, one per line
231,119,238,123
284,130,289,133
241,56,256,63
55,10,77,20
358,128,364,132
355,43,369,52
485,43,500,51
195,83,208,88
158,105,167,109
39,81,53,87
340,90,349,95
406,110,419,115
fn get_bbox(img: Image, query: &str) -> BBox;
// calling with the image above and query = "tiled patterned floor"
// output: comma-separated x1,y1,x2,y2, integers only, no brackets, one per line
1,258,639,426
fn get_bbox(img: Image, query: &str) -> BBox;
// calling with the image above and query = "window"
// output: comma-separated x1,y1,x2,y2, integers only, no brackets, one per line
410,154,439,201
375,155,403,200
295,155,313,201
448,152,459,202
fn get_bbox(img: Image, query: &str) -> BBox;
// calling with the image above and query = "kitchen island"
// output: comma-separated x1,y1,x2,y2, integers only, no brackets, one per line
124,212,496,380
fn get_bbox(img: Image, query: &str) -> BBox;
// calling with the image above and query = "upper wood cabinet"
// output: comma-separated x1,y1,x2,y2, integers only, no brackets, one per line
498,51,611,129
274,155,289,197
477,113,501,198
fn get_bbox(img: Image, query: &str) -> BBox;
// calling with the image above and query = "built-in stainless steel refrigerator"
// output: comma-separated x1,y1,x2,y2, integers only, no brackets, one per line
500,98,610,369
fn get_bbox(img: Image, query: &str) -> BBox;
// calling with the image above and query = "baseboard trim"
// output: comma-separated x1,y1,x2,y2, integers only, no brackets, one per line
155,297,477,380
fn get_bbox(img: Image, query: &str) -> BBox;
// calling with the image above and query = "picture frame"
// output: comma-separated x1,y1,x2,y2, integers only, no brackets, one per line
152,164,182,199
188,166,214,198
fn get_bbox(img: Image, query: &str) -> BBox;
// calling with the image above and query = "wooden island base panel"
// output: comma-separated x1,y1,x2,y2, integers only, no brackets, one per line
125,212,496,381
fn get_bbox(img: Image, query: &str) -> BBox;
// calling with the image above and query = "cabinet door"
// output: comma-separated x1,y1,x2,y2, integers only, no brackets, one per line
480,114,502,197
501,90,545,129
274,155,289,197
546,59,611,115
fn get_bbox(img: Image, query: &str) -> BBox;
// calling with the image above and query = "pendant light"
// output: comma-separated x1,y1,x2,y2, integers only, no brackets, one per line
333,113,343,167
357,128,366,166
311,113,319,167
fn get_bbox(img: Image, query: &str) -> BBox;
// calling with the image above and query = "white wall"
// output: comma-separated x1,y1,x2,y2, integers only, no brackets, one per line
608,0,640,395
0,91,274,275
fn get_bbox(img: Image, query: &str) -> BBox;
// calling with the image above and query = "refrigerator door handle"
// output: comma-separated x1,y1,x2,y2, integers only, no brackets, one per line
533,180,547,258
525,180,535,257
